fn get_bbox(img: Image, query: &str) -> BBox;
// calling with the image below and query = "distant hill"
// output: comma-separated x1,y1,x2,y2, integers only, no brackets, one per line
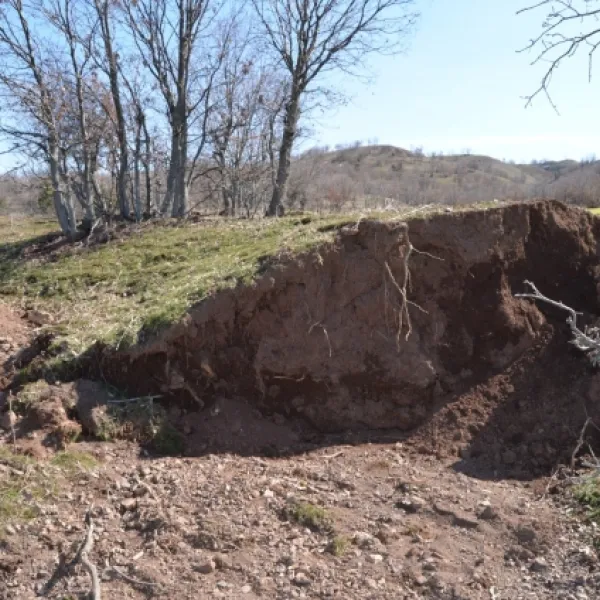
288,145,600,211
2,144,600,217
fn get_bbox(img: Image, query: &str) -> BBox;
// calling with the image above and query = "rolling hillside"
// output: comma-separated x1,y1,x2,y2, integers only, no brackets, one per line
289,145,600,211
2,145,600,217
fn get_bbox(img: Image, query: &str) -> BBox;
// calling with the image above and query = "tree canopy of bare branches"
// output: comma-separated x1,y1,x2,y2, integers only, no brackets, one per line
251,0,419,215
0,0,422,232
519,0,600,109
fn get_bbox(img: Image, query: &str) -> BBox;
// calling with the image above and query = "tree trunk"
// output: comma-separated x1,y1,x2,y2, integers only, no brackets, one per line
231,179,238,218
49,143,76,237
95,0,130,220
166,117,189,218
267,94,300,217
162,141,178,215
133,113,142,221
69,38,95,229
221,185,230,216
143,121,152,216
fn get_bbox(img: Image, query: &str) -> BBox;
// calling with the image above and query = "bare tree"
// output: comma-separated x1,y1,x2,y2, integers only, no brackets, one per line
208,22,288,217
519,0,600,109
123,0,225,217
251,0,419,216
118,71,154,220
45,0,102,228
0,0,77,235
92,0,131,219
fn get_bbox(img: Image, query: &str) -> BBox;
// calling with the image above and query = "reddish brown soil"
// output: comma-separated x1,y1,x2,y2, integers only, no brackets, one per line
93,200,600,475
0,304,31,390
4,439,600,600
3,201,600,598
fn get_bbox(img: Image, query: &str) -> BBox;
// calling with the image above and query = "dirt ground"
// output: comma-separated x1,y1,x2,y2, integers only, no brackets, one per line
3,436,600,600
0,305,31,389
3,202,600,598
0,297,599,599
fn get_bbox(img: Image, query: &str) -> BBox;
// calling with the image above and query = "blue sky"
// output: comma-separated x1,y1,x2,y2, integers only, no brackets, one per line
1,0,598,170
311,0,600,162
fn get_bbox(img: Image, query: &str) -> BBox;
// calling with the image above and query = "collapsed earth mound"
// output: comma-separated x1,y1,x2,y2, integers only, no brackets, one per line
94,200,600,469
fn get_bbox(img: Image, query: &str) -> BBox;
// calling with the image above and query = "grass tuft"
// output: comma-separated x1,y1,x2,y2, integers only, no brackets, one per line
328,534,350,556
574,476,600,522
283,499,333,533
51,450,98,472
0,446,101,537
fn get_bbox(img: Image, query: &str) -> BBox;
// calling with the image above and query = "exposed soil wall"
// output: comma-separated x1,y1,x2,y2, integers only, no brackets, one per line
99,201,600,453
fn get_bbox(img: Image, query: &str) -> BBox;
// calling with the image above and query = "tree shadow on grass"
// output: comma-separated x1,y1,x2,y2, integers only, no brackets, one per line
0,230,69,291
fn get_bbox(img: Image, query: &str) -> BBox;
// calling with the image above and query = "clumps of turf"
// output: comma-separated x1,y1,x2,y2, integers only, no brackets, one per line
94,397,185,456
1,216,359,354
2,211,429,357
280,498,353,555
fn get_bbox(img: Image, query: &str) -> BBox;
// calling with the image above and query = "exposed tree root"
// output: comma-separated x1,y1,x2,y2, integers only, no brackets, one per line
516,280,600,366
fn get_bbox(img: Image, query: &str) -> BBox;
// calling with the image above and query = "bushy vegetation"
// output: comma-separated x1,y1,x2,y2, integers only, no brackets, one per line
283,500,333,533
574,476,600,523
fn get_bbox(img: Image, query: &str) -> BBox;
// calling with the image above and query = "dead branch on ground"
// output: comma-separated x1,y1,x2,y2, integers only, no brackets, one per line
103,565,159,589
80,507,102,600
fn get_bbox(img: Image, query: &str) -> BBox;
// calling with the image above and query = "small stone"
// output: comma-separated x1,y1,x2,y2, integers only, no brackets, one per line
194,559,216,574
452,513,480,530
477,501,498,521
396,496,425,513
263,489,274,498
133,485,148,498
502,450,517,465
353,531,375,548
369,554,384,563
4,524,16,535
293,572,311,587
433,501,455,516
366,578,378,589
376,525,397,544
120,498,138,512
241,584,252,594
530,557,548,572
0,410,17,431
213,554,233,570
137,465,151,477
422,558,437,572
516,526,537,545
114,477,131,491
414,575,428,586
